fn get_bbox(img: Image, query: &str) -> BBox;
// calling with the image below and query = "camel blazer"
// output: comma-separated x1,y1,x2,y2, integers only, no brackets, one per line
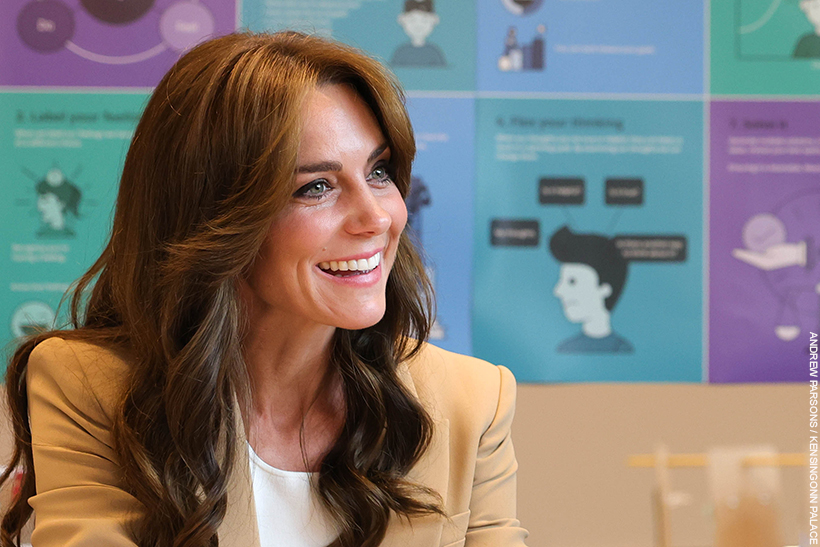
26,337,528,546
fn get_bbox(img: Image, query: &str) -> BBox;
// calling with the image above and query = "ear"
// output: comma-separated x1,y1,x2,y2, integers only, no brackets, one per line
599,283,612,298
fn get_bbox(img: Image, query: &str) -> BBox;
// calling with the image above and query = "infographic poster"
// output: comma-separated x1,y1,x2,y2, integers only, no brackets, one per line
241,0,476,91
472,98,703,383
0,92,145,356
476,0,703,94
710,101,820,383
1,0,238,87
405,97,475,355
711,0,820,95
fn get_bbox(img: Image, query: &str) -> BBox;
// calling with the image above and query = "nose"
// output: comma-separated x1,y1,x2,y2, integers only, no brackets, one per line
344,183,392,236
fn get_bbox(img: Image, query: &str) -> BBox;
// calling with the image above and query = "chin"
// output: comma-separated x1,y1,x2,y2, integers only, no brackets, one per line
334,307,387,331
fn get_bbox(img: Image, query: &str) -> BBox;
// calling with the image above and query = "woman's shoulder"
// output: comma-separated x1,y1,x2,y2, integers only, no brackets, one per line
27,336,132,422
402,342,517,428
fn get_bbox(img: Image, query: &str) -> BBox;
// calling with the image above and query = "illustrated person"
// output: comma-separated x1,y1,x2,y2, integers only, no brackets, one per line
794,0,820,58
405,175,431,245
1,32,528,547
549,226,633,353
391,0,446,67
35,167,81,238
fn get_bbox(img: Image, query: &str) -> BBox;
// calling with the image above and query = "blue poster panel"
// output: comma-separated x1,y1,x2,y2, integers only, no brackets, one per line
405,97,475,355
1,0,238,87
476,0,703,94
0,92,145,358
241,0,476,91
472,98,703,383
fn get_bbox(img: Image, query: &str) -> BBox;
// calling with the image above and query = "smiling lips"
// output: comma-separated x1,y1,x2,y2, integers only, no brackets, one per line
319,252,381,277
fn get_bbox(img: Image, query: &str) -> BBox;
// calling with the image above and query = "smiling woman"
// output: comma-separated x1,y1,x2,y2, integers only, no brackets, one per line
1,32,528,547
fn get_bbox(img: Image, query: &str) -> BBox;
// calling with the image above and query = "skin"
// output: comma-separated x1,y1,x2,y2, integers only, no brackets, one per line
398,11,440,47
802,0,820,33
553,263,613,339
238,84,407,472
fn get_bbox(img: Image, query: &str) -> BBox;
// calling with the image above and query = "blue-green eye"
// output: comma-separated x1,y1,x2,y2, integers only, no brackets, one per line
294,180,331,199
368,163,392,184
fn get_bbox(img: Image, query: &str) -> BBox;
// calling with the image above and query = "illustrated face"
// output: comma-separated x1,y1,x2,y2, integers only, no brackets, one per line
37,193,65,229
398,10,440,43
802,0,820,28
241,84,407,332
553,263,612,323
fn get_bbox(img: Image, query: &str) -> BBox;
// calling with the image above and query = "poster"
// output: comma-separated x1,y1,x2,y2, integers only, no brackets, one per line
711,0,820,95
472,98,703,382
405,97,475,355
241,0,476,91
710,100,820,382
1,0,238,87
476,0,703,94
0,92,145,353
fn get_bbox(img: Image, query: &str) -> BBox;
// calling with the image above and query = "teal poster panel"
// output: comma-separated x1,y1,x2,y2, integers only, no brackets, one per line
405,97,475,355
712,0,820,94
241,0,476,91
476,0,703,93
0,92,146,358
473,98,703,383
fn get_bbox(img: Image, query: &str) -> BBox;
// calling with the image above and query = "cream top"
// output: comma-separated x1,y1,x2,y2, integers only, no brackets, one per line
248,445,337,547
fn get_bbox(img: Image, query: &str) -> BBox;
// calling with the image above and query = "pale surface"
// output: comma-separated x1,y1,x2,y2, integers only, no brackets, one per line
514,383,805,547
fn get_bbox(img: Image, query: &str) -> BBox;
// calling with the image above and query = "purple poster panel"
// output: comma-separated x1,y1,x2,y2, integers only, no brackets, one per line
710,100,820,383
1,0,237,87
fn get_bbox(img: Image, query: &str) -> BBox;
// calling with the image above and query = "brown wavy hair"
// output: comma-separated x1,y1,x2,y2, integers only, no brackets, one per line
1,32,441,547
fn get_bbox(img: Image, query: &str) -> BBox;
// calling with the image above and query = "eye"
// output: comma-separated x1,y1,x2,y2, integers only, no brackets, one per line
367,162,393,185
568,277,576,285
294,180,331,200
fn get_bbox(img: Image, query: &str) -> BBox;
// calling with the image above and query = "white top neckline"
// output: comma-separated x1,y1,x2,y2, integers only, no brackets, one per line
247,443,315,478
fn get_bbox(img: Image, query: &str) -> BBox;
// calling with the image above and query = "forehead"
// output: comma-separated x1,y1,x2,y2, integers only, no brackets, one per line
298,84,384,158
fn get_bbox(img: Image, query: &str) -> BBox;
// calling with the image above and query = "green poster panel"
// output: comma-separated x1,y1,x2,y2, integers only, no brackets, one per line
0,92,146,364
712,0,820,94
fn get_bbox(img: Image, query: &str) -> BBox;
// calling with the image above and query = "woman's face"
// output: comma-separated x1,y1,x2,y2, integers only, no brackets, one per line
242,84,407,331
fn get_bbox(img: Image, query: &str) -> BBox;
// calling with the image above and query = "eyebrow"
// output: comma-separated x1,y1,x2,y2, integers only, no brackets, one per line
296,143,390,174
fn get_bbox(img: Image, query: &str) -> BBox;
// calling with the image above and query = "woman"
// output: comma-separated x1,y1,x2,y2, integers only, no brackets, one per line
1,32,527,547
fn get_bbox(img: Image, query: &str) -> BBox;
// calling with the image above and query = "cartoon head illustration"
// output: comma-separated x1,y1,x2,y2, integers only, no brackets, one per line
35,168,81,237
802,0,820,30
398,0,439,46
794,0,820,57
391,0,446,67
549,226,633,353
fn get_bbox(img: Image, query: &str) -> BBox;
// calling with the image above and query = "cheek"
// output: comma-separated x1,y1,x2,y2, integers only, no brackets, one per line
387,192,408,236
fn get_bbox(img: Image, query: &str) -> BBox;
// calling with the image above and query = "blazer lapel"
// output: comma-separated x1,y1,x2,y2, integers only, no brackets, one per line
380,364,450,546
218,364,450,547
219,401,261,547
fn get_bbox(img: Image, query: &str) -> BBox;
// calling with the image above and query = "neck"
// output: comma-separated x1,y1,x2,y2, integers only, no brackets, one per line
243,316,336,422
581,312,612,338
410,36,427,47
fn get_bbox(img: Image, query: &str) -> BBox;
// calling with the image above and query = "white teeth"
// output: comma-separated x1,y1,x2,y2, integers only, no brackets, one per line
321,252,381,273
